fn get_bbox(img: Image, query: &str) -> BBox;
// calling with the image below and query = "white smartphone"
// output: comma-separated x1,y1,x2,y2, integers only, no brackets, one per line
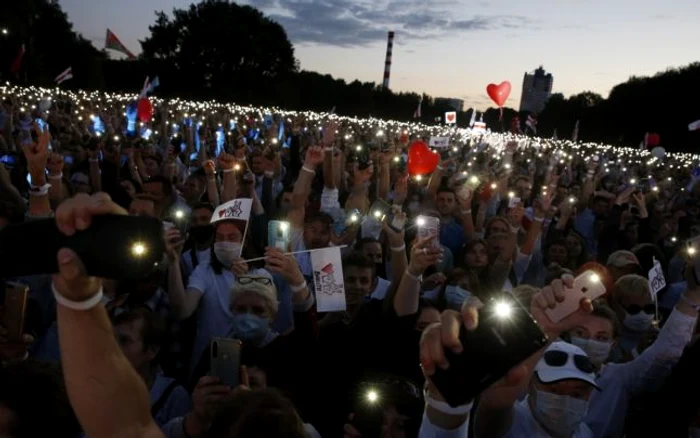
416,215,440,248
457,184,472,201
545,271,607,323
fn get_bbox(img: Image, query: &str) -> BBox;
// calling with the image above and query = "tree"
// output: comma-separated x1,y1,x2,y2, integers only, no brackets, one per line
140,0,298,100
0,0,104,88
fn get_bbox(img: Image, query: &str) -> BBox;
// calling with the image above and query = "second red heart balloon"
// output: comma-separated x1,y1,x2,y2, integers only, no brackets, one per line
407,141,439,175
486,81,512,107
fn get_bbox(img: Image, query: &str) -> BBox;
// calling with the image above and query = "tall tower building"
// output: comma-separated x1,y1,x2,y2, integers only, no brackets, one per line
382,31,395,89
519,66,553,114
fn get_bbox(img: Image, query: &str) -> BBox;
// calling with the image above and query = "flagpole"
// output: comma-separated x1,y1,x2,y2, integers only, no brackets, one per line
240,245,348,264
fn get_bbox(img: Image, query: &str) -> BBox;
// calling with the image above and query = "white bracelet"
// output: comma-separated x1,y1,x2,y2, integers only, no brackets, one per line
222,168,235,173
48,172,63,180
424,390,473,416
323,147,333,152
404,269,421,280
302,166,316,175
391,244,406,252
461,209,472,215
51,283,104,311
436,165,444,171
533,216,544,223
290,281,307,293
510,225,520,233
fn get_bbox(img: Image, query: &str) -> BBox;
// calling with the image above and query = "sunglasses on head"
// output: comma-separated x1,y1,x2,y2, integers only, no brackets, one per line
238,276,271,286
543,350,595,374
625,304,655,315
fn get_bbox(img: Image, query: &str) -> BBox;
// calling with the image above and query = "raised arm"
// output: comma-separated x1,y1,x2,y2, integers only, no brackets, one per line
53,193,163,438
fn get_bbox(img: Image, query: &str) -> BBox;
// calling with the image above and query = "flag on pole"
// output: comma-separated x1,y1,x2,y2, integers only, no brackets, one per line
311,247,346,312
469,109,477,128
105,29,136,59
413,96,422,119
526,114,538,134
689,119,700,131
10,45,25,75
552,129,558,140
54,67,73,85
572,120,579,142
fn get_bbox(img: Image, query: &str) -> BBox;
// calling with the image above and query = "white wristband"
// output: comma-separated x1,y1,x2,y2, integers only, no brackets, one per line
391,244,406,252
424,390,473,416
290,281,307,293
48,172,63,180
461,209,472,215
51,283,104,311
222,168,235,173
533,216,544,223
510,225,520,233
302,166,316,175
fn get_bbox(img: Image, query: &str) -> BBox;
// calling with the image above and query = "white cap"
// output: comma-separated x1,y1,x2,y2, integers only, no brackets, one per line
534,341,600,390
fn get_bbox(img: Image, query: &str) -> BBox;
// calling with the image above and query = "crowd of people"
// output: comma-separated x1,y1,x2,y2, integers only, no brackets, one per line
1,83,700,438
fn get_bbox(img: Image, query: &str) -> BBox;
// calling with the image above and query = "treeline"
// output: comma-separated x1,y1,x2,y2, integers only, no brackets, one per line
1,0,699,151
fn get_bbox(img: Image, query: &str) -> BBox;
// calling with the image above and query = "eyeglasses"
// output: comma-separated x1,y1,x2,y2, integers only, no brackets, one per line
625,304,655,315
543,350,595,374
238,276,271,286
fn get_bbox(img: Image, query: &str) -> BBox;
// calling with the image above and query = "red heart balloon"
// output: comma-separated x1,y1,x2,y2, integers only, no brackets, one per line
647,133,660,147
486,81,512,107
137,98,154,123
407,141,439,175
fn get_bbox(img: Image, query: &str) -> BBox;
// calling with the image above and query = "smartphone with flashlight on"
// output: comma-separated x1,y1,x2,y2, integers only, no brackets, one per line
351,385,385,437
544,270,607,323
416,215,440,248
0,215,164,280
687,236,700,282
168,208,190,236
507,193,522,209
268,220,291,251
430,293,548,407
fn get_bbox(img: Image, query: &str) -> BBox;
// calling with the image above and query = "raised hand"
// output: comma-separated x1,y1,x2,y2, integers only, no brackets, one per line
304,145,325,168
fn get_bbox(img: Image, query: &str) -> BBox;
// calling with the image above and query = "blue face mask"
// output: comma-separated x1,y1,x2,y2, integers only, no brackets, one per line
230,313,269,342
444,285,471,310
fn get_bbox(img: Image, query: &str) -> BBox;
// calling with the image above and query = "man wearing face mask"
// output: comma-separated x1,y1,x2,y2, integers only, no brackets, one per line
609,274,655,360
565,303,619,368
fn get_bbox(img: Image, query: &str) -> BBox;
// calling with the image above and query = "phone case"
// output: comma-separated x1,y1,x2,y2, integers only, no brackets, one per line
210,338,241,388
0,215,164,280
369,200,390,222
268,220,291,250
508,196,522,209
431,294,548,407
417,216,440,247
3,282,28,342
544,271,607,323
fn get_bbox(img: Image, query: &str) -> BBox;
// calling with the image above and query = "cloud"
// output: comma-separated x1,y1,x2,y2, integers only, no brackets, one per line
242,0,538,47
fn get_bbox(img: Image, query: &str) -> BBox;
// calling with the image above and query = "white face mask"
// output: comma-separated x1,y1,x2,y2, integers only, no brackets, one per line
623,311,653,332
214,241,242,267
532,389,589,437
570,337,612,367
444,286,471,311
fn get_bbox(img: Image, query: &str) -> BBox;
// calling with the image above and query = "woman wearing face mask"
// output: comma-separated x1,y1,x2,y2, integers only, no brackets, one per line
180,203,215,279
565,303,620,368
610,274,655,361
442,269,480,311
191,266,317,420
164,212,272,376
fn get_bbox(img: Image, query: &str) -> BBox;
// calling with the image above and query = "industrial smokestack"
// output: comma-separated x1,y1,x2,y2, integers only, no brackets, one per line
382,31,395,89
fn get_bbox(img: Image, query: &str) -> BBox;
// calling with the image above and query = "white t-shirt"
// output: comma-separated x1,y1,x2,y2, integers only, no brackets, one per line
502,397,593,438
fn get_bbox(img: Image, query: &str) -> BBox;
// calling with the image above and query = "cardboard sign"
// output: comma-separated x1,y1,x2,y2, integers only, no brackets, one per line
429,137,450,148
445,112,457,125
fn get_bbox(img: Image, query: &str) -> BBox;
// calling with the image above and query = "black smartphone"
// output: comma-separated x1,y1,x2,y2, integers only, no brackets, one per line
210,338,242,388
351,385,385,437
430,293,548,407
0,215,164,280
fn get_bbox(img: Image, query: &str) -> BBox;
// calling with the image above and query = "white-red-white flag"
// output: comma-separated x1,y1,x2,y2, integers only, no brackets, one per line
54,67,73,85
689,120,700,131
572,120,579,142
413,96,422,119
526,114,537,134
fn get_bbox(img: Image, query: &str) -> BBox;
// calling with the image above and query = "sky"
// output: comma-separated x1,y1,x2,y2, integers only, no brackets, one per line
59,0,700,110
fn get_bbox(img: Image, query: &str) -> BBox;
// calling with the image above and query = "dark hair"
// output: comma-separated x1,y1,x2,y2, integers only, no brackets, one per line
590,299,621,338
112,308,165,351
436,186,456,197
304,211,333,227
206,389,307,438
192,202,215,214
343,251,376,271
144,175,173,197
0,360,81,437
354,237,381,252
